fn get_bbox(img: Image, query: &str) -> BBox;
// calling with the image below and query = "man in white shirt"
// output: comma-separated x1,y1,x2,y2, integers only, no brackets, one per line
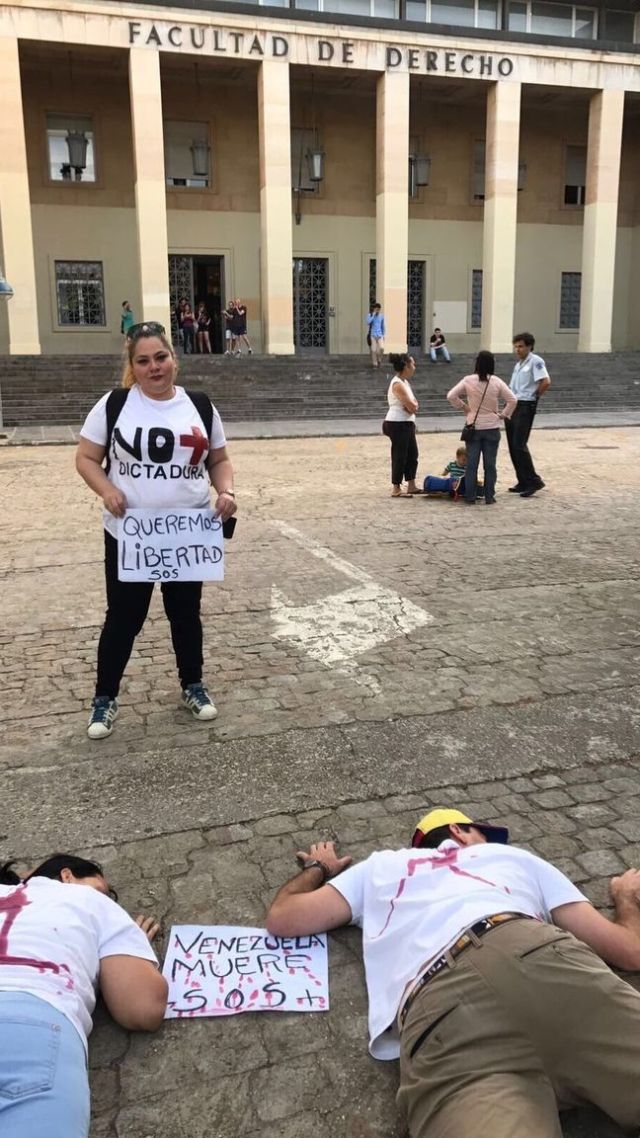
266,807,640,1138
507,331,551,498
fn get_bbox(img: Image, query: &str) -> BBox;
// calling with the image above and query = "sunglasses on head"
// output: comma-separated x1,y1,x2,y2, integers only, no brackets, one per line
127,321,166,340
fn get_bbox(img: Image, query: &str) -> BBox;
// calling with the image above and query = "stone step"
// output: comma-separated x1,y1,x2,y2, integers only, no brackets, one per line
2,353,639,427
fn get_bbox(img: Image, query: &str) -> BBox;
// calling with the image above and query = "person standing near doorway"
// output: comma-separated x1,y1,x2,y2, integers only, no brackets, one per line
120,302,135,340
196,303,211,354
181,304,196,354
367,303,386,369
222,302,235,356
232,298,253,355
507,332,551,498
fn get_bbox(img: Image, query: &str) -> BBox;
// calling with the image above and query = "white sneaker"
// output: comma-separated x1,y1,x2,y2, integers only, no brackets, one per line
181,683,218,721
87,696,118,739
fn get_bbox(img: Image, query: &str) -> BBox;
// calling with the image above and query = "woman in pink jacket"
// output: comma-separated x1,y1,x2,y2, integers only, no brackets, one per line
447,351,517,505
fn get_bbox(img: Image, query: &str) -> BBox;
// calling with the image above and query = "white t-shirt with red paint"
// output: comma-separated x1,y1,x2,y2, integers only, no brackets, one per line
80,385,227,538
330,839,586,1059
0,878,158,1050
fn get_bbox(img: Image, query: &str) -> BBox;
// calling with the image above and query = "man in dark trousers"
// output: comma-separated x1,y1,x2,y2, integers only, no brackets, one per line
266,806,640,1138
507,331,551,497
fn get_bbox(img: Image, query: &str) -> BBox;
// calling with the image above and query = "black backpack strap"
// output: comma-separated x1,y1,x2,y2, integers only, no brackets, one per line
104,387,130,475
185,389,214,445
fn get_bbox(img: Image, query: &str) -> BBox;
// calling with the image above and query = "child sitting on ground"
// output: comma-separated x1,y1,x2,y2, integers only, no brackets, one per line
423,445,483,499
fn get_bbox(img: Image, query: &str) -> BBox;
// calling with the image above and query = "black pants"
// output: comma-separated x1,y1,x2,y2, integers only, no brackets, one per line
465,428,500,502
505,401,541,490
386,421,419,485
96,532,203,699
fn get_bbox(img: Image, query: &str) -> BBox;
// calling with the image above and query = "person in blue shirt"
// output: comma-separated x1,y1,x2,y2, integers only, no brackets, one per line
507,331,551,498
367,303,386,369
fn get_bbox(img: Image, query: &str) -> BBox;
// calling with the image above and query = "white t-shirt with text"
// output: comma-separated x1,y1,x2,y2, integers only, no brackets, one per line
80,385,227,537
0,877,158,1050
331,840,586,1060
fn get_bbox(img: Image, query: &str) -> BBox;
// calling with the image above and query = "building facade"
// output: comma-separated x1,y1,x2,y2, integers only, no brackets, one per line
0,0,639,357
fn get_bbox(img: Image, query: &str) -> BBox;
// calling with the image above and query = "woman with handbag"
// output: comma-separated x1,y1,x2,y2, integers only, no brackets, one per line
447,351,517,505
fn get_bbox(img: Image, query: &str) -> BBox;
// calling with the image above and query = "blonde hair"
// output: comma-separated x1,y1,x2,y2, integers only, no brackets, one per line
121,329,177,389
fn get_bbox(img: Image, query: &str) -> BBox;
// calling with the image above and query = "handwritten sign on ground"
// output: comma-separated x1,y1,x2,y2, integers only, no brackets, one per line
162,925,329,1019
117,508,224,583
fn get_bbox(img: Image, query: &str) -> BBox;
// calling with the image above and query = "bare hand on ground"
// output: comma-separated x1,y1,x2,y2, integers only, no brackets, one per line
610,869,640,904
296,840,352,878
135,914,162,942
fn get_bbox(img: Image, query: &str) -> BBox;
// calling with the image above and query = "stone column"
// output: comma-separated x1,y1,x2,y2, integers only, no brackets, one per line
376,71,409,352
578,88,624,352
258,60,294,355
481,81,521,353
128,48,170,330
0,36,41,354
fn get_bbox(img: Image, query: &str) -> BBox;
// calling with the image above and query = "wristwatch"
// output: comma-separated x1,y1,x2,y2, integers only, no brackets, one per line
220,489,235,498
299,859,330,883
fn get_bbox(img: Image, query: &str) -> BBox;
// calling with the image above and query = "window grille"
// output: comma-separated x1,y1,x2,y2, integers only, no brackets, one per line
471,269,483,329
559,271,581,329
55,261,105,326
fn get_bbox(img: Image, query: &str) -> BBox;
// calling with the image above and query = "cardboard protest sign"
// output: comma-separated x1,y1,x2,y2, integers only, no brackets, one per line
162,925,329,1019
117,507,224,583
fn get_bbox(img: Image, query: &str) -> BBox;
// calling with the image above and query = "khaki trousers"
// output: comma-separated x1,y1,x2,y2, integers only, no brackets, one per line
371,336,385,365
398,918,640,1138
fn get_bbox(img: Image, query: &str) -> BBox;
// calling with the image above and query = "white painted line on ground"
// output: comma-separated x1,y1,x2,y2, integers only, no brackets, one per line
271,521,434,687
273,519,372,586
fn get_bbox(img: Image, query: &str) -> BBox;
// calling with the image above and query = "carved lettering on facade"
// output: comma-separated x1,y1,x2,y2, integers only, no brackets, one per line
127,21,515,77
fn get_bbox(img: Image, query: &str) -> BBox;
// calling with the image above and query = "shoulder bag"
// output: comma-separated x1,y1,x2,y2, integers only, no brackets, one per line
460,378,491,444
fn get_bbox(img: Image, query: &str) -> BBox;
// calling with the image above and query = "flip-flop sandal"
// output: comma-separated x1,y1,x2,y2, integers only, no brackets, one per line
391,492,413,499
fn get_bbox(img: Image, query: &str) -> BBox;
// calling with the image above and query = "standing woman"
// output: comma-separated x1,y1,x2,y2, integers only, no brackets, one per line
0,853,166,1137
383,352,420,498
181,304,196,354
447,350,517,505
76,322,237,740
233,298,253,354
196,302,211,354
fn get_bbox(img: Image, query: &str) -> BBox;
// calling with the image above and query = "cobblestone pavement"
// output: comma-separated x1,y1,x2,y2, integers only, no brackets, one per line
1,426,640,1137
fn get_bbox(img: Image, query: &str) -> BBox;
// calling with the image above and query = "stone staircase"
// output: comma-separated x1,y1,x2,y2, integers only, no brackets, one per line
1,352,639,427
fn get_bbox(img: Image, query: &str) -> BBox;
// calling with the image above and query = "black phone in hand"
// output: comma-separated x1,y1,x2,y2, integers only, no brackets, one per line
222,516,237,540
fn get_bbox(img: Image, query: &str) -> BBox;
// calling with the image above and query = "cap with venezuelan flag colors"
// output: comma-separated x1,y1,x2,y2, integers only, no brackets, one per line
411,808,509,848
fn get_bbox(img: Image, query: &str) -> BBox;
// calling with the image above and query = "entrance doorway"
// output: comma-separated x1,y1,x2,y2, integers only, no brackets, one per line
293,257,328,355
168,254,225,353
368,258,427,353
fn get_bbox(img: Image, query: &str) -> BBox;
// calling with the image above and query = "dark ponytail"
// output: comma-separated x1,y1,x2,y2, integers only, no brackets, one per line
474,350,495,384
0,861,22,885
389,352,411,375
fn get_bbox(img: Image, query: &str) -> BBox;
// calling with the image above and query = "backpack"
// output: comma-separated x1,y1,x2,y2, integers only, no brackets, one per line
104,387,214,474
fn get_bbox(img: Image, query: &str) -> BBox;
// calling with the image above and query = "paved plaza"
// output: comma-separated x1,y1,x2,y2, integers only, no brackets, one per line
2,425,640,1137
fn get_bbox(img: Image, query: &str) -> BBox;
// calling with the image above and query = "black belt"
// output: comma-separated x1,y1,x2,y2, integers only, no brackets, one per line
399,912,533,1028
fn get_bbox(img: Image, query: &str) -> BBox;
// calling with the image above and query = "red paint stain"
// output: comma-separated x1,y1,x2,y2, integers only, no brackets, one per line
373,848,510,939
0,885,74,986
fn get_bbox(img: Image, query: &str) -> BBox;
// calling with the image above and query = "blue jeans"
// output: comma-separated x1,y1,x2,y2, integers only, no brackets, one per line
0,993,90,1138
430,344,450,362
465,428,500,501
